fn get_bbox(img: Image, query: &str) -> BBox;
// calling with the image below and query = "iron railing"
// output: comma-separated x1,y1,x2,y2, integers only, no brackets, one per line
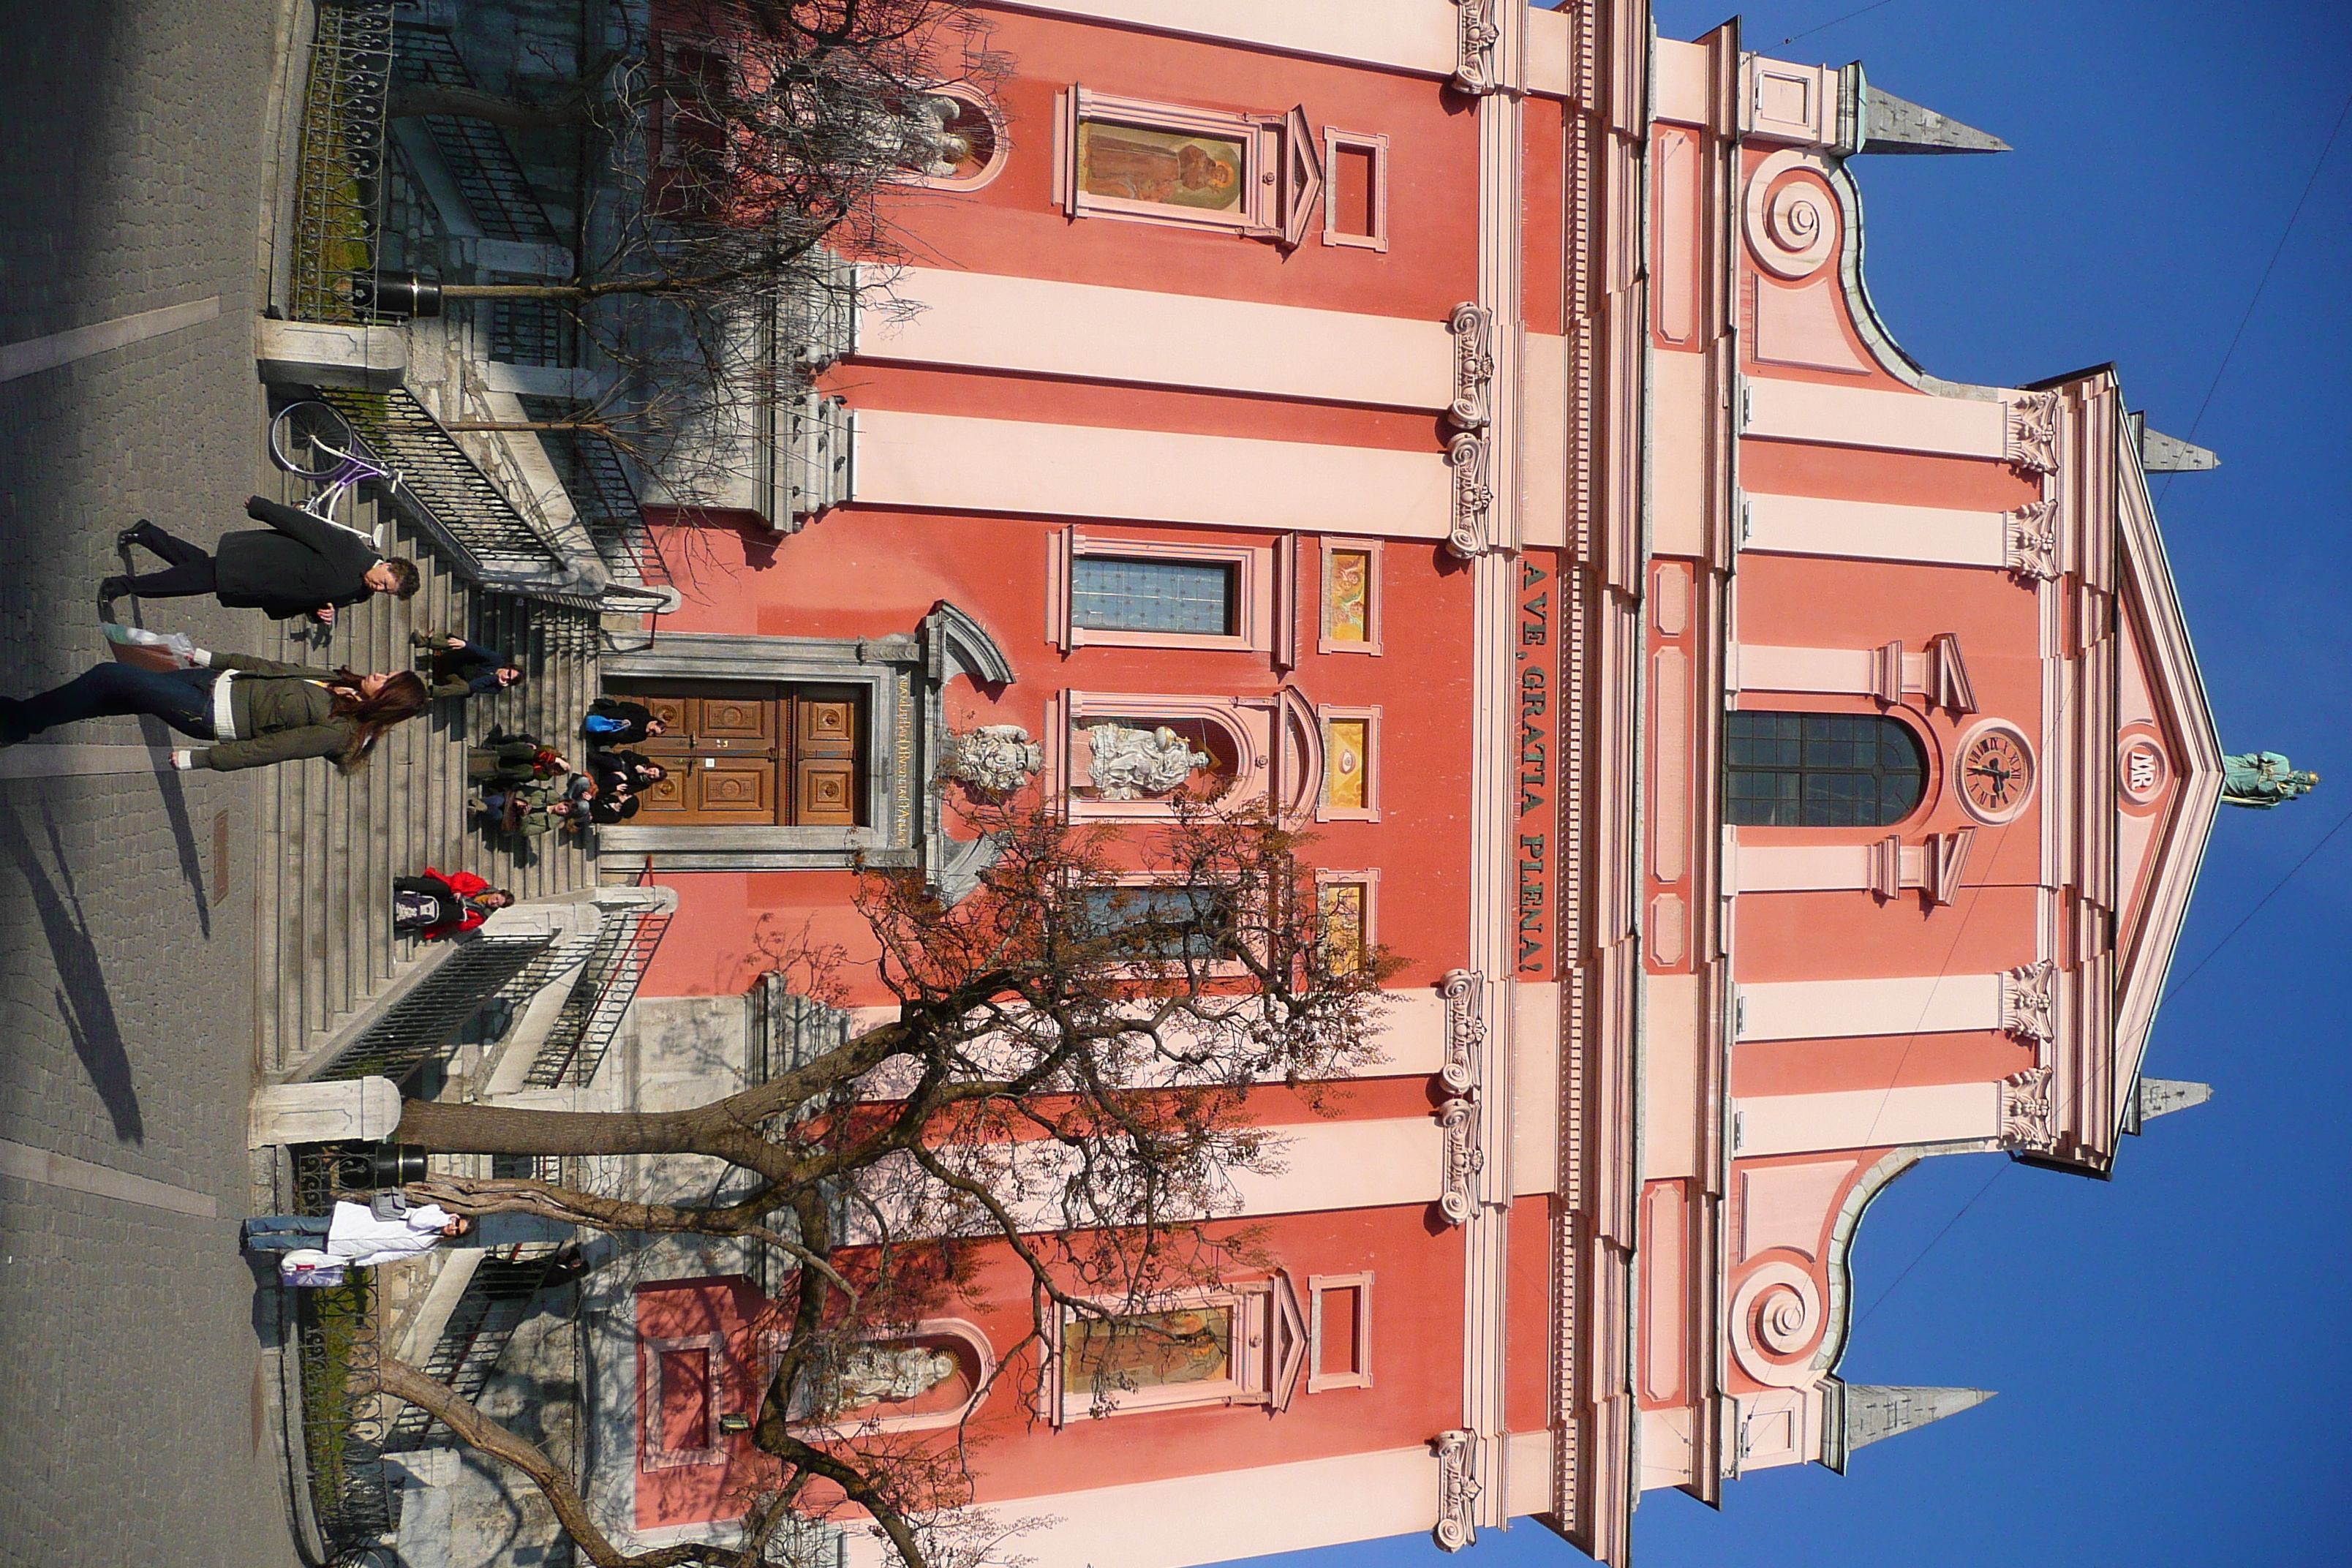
317,385,576,587
290,0,397,323
289,1145,399,1561
309,929,556,1083
524,900,673,1088
523,395,674,592
383,1247,572,1452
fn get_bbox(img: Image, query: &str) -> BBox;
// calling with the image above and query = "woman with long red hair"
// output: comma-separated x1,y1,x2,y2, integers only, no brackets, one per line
0,650,428,772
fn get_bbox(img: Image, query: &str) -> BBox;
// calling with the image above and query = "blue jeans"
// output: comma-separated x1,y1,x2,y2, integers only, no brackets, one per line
242,1213,331,1254
0,663,219,743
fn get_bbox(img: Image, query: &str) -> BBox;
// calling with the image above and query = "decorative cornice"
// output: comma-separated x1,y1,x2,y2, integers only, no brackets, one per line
1433,1428,1482,1550
2006,391,2059,475
2004,500,2059,584
1451,0,1500,95
1999,960,2056,1047
1439,968,1485,1094
1445,431,1495,559
1999,1066,2057,1153
1438,1095,1483,1225
1447,302,1495,430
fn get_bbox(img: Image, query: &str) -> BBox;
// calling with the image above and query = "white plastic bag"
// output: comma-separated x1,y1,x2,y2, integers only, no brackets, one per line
102,622,199,671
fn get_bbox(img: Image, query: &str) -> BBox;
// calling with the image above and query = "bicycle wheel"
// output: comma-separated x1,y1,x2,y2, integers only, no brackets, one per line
269,400,362,481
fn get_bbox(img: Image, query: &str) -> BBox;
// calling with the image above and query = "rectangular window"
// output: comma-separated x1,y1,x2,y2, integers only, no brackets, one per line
1052,532,1273,654
1307,1273,1373,1391
1316,871,1377,976
640,1332,725,1469
1318,707,1382,821
1321,131,1389,252
1050,1277,1305,1421
1319,539,1382,655
1071,556,1237,636
1057,89,1323,248
1079,884,1235,962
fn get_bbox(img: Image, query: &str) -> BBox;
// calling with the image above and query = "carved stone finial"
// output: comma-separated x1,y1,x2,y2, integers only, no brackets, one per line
1433,1428,1482,1550
1438,968,1485,1094
1844,1385,1996,1450
1451,0,1499,95
1999,960,2057,1047
1999,1066,2057,1153
2004,500,2059,584
942,725,1041,798
1438,1096,1483,1225
2136,1077,2213,1123
2006,391,2060,475
1856,88,2010,156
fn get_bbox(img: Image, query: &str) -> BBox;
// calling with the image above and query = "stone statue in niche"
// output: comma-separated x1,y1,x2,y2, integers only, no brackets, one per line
943,725,1042,797
834,1343,961,1406
2222,751,2322,809
1085,723,1212,801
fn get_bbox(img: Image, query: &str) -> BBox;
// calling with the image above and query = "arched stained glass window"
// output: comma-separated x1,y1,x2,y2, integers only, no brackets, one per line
1725,712,1926,827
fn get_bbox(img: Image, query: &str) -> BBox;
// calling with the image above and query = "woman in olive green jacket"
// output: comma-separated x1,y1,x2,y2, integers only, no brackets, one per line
0,652,428,772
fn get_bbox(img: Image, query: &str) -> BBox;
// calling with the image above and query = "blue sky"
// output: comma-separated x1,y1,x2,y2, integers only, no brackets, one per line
1236,4,2352,1567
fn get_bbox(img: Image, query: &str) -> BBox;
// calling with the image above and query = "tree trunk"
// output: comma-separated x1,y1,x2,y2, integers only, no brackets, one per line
388,80,595,130
393,1098,715,1156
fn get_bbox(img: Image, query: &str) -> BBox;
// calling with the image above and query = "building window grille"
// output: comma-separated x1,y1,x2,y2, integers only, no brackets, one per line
1071,557,1237,636
1725,712,1926,827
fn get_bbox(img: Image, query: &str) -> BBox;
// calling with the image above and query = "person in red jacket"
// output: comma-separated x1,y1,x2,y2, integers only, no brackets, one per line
391,867,513,939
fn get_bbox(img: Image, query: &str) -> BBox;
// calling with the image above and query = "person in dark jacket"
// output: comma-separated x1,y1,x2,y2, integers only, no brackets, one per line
99,500,421,624
0,650,428,772
586,748,668,799
410,630,524,698
582,697,668,746
587,789,641,826
468,736,570,790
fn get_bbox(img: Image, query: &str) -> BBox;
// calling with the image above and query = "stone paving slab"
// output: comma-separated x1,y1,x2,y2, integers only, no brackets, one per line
0,1,304,1564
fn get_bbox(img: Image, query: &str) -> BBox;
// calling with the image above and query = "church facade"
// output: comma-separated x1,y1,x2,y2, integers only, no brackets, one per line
590,2,2231,1563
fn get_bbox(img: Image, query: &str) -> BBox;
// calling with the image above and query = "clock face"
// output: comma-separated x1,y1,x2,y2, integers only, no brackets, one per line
1960,729,2034,820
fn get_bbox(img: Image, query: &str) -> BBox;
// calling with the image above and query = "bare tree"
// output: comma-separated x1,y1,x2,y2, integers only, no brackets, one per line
397,0,1002,510
379,795,1398,1566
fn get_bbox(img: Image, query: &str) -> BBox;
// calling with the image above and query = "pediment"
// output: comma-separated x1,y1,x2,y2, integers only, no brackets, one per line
2099,379,2225,1160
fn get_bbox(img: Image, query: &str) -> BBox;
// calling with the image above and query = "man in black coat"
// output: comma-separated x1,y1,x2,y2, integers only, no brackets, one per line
100,497,421,624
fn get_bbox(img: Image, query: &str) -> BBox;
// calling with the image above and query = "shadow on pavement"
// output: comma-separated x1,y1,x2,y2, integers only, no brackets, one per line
139,714,212,937
0,804,144,1142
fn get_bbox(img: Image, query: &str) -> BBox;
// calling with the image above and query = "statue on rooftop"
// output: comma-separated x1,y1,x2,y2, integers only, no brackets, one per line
2221,751,2321,809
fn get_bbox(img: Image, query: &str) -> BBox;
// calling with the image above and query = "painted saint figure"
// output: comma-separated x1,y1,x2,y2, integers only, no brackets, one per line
2220,751,2321,809
1079,126,1241,208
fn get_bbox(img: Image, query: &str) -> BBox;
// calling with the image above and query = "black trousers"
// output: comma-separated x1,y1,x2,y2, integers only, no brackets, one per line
111,521,218,598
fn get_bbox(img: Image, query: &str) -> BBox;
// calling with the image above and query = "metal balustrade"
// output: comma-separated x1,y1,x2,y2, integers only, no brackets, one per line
290,0,397,324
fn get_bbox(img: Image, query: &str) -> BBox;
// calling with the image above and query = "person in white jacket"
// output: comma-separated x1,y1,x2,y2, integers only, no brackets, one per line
243,1198,472,1267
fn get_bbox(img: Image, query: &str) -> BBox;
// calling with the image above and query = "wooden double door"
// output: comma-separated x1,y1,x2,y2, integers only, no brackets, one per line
617,682,863,826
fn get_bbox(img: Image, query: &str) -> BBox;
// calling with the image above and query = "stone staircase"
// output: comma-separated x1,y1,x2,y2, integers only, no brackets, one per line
254,478,607,1079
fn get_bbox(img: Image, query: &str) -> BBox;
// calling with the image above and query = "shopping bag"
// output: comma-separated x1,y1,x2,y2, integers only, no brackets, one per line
279,1249,350,1289
102,622,199,673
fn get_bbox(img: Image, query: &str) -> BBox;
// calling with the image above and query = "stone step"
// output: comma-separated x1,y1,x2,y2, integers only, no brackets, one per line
259,480,600,1078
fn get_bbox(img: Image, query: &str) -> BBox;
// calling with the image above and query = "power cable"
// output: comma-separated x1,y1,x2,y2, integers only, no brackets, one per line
1776,0,1906,47
2155,86,2352,507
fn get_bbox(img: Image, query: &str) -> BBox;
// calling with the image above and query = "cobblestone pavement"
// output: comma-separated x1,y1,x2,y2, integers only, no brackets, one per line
0,1,304,1564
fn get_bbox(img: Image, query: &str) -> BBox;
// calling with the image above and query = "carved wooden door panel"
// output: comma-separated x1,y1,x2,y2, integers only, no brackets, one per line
604,683,862,828
624,686,780,826
794,688,859,827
